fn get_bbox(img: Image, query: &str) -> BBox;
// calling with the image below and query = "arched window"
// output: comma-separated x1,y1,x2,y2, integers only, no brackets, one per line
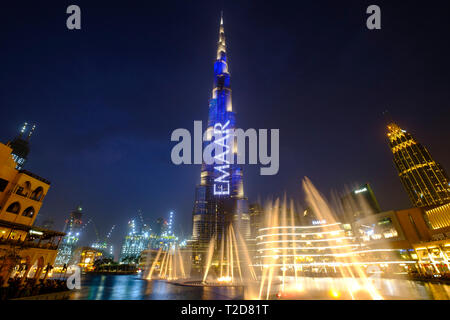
22,206,35,218
16,181,31,197
24,181,31,193
30,187,44,201
6,202,21,214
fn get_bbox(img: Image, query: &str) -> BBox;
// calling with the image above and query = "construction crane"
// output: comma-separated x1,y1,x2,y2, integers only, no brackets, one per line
137,209,145,227
106,225,116,240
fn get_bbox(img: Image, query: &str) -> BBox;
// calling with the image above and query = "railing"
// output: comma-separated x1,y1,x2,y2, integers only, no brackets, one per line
0,238,58,250
7,187,45,203
18,170,51,185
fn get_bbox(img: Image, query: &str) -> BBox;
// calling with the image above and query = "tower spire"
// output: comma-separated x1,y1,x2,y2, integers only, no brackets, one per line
19,122,28,137
217,12,226,61
27,124,36,140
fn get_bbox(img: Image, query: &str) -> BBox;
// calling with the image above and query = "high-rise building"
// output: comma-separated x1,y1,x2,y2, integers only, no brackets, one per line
54,205,84,266
340,183,381,223
148,213,179,250
154,217,168,237
119,219,151,263
190,15,250,270
6,122,36,170
249,203,263,240
386,121,450,207
91,224,115,260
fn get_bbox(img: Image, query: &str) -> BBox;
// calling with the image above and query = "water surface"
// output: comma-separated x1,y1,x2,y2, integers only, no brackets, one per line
71,274,450,300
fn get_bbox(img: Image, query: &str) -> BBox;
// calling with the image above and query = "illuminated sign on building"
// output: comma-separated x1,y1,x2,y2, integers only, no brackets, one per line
354,187,368,194
312,220,326,225
213,121,231,195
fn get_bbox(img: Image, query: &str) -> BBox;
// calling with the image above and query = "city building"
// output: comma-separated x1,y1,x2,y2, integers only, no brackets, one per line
148,213,179,250
248,203,264,260
413,202,450,275
249,203,263,240
353,206,450,276
0,140,64,285
6,122,36,170
72,246,103,272
424,202,450,234
91,224,115,260
154,217,168,237
54,205,84,266
255,220,416,276
413,239,450,276
339,183,381,223
190,14,250,273
352,208,432,250
386,120,450,207
119,219,150,263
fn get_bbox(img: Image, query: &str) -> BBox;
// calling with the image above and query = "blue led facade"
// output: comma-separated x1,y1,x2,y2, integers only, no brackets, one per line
191,15,250,269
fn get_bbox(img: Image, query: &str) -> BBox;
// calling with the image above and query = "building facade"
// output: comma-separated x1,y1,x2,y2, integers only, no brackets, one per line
6,122,35,170
190,15,250,273
54,206,84,266
72,246,103,272
353,206,450,276
255,221,416,276
0,141,64,286
386,121,450,207
119,219,150,263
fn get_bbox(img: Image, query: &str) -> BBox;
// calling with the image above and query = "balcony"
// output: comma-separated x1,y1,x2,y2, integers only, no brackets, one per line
0,238,59,250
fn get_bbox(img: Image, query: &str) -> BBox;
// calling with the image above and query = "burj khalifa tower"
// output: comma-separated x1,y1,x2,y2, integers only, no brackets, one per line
190,14,250,273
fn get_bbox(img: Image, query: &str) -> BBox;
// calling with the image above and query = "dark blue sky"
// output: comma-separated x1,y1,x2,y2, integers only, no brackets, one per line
1,1,449,258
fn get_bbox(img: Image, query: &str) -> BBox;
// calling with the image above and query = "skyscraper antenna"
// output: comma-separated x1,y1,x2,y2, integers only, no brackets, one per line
27,124,36,140
138,209,145,227
20,122,28,137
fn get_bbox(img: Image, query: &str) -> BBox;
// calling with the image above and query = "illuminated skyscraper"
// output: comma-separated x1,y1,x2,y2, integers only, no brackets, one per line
6,122,36,170
191,14,250,270
55,205,84,266
386,121,450,207
91,224,115,260
154,217,168,237
119,218,155,262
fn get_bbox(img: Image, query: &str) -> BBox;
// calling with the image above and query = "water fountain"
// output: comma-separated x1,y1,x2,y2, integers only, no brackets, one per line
143,177,425,300
255,178,383,299
144,243,187,281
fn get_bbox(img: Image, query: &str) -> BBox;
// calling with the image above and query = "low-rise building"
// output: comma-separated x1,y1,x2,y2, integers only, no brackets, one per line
0,142,64,285
72,246,103,272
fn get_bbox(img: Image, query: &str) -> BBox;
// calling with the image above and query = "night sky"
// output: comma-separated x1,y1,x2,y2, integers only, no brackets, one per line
1,1,449,259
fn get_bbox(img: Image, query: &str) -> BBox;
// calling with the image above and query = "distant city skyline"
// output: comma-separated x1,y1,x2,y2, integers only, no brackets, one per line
1,1,449,258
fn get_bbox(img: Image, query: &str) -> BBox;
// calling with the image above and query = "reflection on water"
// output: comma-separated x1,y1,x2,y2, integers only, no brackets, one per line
272,277,450,300
72,274,245,300
71,274,450,300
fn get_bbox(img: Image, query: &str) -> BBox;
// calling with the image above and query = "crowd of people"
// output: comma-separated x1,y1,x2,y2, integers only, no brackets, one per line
0,278,68,300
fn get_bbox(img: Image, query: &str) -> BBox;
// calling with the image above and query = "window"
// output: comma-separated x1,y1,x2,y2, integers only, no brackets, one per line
0,178,8,192
6,202,21,214
22,206,35,218
30,187,44,201
16,186,25,196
